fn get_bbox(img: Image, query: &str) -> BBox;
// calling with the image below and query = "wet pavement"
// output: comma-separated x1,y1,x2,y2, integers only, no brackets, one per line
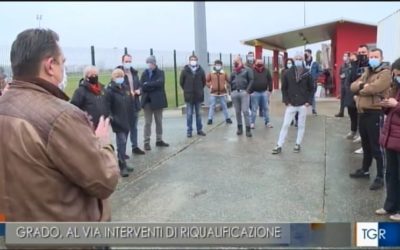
109,92,390,223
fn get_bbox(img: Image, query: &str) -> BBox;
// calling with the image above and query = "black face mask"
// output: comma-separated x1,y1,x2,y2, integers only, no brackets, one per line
88,75,98,84
357,54,369,67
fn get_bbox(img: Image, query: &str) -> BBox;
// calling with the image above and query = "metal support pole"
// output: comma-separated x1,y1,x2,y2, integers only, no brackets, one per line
90,46,95,66
173,50,179,107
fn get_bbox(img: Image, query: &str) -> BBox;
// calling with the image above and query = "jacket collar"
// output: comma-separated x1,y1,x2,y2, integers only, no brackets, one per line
12,77,69,101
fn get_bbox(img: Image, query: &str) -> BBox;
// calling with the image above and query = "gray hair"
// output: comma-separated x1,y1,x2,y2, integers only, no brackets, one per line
83,65,98,78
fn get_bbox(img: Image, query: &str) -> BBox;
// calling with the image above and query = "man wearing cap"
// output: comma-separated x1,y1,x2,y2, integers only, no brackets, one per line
140,55,169,151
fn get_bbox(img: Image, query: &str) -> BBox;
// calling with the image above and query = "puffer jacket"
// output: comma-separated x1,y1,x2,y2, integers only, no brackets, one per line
380,87,400,152
206,69,230,96
350,63,392,113
70,78,109,128
0,78,119,222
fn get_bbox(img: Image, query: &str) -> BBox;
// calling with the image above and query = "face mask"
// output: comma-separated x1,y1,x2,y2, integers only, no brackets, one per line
88,75,98,84
147,63,153,70
343,56,349,62
294,60,303,67
123,63,131,69
215,65,222,71
368,58,380,69
393,76,400,86
115,77,124,85
286,63,293,68
234,62,239,68
58,68,67,91
247,57,254,63
190,60,197,67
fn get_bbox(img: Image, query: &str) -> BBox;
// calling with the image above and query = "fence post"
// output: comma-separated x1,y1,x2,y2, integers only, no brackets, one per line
192,50,195,56
90,46,95,66
124,47,128,55
229,53,232,73
207,52,210,64
263,56,266,65
173,50,179,107
150,48,153,56
219,53,222,61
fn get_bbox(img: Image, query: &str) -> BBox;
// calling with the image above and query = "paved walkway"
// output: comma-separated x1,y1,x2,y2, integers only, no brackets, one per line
110,92,389,223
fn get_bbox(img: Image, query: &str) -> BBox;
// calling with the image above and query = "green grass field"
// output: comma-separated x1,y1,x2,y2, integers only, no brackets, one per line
64,66,232,109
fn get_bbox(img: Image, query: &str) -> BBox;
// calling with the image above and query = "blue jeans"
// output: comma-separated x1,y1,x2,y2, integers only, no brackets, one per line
186,102,203,134
250,91,270,124
208,95,229,120
129,111,139,149
116,132,128,162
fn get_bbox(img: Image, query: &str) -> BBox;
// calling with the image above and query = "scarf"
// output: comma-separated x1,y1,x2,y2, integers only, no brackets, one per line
254,64,264,73
88,82,101,95
234,65,244,74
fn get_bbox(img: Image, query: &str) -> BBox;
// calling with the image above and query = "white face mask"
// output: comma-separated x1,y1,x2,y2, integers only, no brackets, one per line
215,65,222,71
190,60,198,67
58,68,67,91
147,63,153,70
123,62,131,69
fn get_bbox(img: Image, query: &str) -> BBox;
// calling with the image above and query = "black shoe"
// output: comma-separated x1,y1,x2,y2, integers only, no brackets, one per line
245,126,252,137
290,120,294,126
124,154,130,160
335,113,344,117
144,143,151,151
312,110,318,115
349,168,370,178
207,119,213,125
293,144,301,153
370,177,384,190
156,140,169,147
197,131,206,136
236,125,243,135
187,133,192,138
294,122,298,127
118,161,129,177
132,147,145,155
272,146,282,154
226,118,233,124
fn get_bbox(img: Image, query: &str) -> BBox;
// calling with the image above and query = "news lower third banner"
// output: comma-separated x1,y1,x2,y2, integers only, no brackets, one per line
1,222,356,247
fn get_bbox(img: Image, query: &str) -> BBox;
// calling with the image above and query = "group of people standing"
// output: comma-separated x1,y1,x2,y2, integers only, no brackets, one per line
71,54,169,178
336,44,400,221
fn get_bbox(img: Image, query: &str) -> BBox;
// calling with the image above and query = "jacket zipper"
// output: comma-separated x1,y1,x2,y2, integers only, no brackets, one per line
217,73,220,95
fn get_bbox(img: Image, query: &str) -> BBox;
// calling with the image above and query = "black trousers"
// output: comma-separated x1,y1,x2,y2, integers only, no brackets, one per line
359,111,384,177
339,87,346,113
384,149,400,213
348,107,358,133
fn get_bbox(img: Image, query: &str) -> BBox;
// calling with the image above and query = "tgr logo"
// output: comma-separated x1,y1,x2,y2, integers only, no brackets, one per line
357,222,386,247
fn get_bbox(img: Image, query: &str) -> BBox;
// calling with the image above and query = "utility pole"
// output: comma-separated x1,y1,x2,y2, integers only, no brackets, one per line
36,14,43,28
194,2,209,106
303,2,306,50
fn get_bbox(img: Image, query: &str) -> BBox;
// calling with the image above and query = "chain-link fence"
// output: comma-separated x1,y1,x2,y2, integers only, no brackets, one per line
0,45,280,108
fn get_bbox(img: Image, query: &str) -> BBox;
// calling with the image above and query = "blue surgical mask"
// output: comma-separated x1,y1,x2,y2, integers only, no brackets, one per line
115,77,124,85
294,60,303,67
368,58,380,69
123,63,131,69
286,63,293,68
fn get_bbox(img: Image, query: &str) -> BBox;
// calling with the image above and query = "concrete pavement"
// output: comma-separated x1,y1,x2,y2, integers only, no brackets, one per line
110,92,389,223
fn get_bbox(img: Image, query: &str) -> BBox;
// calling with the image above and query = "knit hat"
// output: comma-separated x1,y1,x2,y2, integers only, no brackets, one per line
146,55,156,64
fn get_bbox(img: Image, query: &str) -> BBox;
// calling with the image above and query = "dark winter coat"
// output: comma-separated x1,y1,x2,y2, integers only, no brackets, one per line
281,66,314,106
116,65,142,112
179,65,206,103
380,88,400,152
342,62,356,108
140,67,168,110
105,81,132,133
230,66,254,92
70,79,109,128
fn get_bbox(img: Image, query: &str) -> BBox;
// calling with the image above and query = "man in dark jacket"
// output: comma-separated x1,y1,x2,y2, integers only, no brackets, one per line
180,55,206,138
140,55,169,150
71,65,109,129
250,59,273,128
105,68,134,177
335,52,352,118
116,54,145,156
304,49,321,115
272,52,314,154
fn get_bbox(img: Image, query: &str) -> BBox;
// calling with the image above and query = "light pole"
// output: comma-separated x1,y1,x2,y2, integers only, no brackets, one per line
303,2,306,50
36,14,42,28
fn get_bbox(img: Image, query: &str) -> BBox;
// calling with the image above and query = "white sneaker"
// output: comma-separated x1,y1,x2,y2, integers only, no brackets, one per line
353,136,361,143
375,208,389,215
265,122,273,128
389,213,400,221
354,147,363,154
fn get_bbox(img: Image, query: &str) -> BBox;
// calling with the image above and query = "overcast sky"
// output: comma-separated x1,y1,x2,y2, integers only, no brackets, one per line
0,1,399,57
